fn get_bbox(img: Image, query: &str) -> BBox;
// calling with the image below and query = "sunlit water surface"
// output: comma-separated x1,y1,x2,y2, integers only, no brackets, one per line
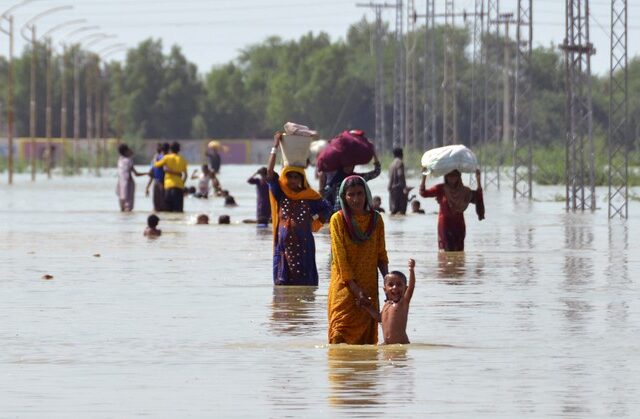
1,166,639,418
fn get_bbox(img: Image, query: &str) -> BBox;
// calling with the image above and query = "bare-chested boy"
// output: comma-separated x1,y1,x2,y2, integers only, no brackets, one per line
363,258,416,344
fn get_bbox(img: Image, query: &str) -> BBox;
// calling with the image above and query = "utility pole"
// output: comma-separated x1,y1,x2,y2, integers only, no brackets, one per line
483,0,501,189
561,0,596,211
0,12,16,184
45,37,53,179
28,25,36,181
392,0,404,149
404,1,418,151
73,47,81,173
500,14,514,149
356,2,396,151
421,0,437,151
469,0,485,150
86,54,94,173
513,0,533,199
60,45,68,174
442,0,458,146
608,0,628,218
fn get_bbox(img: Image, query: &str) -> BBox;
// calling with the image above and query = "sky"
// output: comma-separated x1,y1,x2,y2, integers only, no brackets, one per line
1,0,638,76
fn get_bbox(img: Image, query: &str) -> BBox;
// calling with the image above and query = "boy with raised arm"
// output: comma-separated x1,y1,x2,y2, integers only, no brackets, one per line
363,258,416,344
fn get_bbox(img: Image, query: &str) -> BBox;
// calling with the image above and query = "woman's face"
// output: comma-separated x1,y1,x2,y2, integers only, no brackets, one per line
285,172,304,191
345,185,366,213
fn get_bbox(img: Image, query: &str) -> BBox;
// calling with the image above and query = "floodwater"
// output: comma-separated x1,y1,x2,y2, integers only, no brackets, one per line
1,165,639,418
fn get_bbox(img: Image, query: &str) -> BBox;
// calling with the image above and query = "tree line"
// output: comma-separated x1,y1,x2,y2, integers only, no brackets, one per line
0,18,637,151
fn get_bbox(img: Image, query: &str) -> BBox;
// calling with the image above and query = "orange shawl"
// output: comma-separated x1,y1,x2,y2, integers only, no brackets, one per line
269,166,324,245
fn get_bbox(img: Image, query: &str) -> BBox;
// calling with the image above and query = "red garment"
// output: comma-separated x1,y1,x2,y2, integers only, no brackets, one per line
420,184,483,251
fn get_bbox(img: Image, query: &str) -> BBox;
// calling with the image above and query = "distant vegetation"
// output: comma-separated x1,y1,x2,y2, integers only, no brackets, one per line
0,19,638,183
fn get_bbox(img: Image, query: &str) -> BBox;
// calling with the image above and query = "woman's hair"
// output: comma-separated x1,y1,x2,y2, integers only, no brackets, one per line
340,176,366,200
118,144,130,156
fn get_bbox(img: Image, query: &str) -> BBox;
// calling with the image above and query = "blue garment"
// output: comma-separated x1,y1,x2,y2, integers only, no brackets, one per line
267,174,331,286
151,153,165,182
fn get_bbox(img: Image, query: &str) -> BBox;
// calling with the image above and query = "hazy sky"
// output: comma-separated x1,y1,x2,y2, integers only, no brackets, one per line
3,0,638,76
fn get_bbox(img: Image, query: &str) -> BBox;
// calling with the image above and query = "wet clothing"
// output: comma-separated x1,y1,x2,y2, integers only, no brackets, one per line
164,187,184,213
328,211,388,344
420,183,484,251
151,154,165,212
207,149,221,174
154,153,188,190
322,162,381,212
267,169,331,286
152,181,165,212
116,155,135,211
248,177,271,224
388,157,407,214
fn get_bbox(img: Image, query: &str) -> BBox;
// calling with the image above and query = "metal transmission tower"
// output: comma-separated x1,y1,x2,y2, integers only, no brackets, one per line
442,0,458,146
422,0,437,151
513,0,533,199
392,0,404,149
469,0,485,150
483,0,502,190
608,0,628,218
356,2,396,151
404,2,418,151
561,0,596,211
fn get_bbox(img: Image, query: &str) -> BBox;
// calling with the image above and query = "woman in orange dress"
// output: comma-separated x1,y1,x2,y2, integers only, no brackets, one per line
328,176,388,344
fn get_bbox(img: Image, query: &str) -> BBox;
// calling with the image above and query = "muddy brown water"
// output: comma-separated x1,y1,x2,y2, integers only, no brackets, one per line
1,166,639,417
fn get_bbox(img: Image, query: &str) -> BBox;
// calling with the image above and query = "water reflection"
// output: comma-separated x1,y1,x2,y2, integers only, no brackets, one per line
269,286,318,336
562,216,594,289
437,252,466,284
328,346,382,408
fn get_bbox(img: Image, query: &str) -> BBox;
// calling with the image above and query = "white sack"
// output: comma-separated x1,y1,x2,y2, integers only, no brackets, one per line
421,145,478,177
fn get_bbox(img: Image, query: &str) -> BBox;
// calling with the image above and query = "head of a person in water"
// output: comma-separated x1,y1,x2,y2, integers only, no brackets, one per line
411,200,422,212
196,214,209,224
147,214,159,229
383,271,408,303
341,176,368,215
372,195,382,209
393,147,403,159
218,215,230,224
285,170,304,192
444,170,461,187
170,141,180,154
118,144,133,158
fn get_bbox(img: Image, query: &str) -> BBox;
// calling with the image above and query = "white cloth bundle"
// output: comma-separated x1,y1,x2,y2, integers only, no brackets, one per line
283,122,318,138
421,145,478,177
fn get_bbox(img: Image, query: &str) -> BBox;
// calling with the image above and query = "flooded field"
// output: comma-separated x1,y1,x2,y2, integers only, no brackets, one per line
1,165,639,418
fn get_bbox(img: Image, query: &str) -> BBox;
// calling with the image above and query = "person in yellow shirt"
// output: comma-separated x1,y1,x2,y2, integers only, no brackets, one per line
328,175,389,344
154,141,188,212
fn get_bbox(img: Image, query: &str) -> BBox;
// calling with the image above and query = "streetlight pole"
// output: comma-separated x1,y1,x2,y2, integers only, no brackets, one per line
41,19,88,176
95,44,126,167
21,5,73,181
0,0,36,184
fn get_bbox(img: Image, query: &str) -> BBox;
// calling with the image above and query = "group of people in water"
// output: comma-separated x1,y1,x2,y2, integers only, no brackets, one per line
118,132,485,345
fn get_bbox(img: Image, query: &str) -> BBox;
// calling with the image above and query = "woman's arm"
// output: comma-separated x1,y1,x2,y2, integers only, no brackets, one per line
475,169,482,191
266,132,282,179
359,152,381,181
144,170,153,196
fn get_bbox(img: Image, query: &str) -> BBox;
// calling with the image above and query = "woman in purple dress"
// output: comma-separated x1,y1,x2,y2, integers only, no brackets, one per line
267,133,331,286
